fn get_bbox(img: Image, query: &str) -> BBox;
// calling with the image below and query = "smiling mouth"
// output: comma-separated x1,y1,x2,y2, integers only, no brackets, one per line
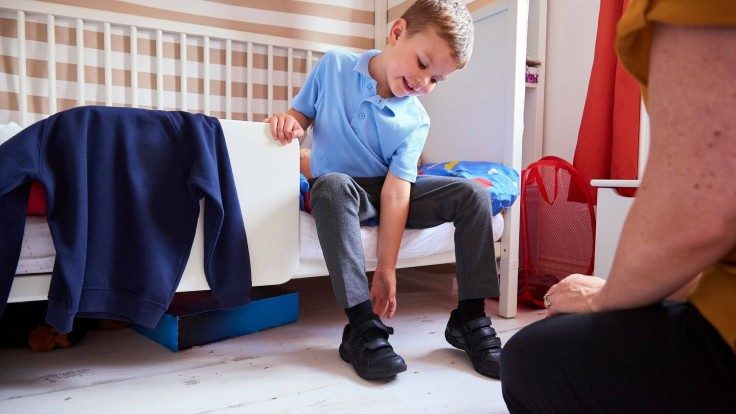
403,77,414,93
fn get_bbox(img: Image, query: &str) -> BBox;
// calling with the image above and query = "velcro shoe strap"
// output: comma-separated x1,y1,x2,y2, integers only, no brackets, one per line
469,326,498,342
466,317,493,331
364,337,391,350
371,319,395,335
476,336,502,350
354,318,394,339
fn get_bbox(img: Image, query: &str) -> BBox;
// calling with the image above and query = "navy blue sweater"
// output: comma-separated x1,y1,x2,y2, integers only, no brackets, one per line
0,106,251,333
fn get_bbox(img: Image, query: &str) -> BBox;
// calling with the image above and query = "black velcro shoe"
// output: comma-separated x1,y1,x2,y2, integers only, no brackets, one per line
445,309,502,379
338,318,407,381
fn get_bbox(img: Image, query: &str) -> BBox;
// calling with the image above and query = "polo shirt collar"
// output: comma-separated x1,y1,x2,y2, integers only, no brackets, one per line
354,49,412,113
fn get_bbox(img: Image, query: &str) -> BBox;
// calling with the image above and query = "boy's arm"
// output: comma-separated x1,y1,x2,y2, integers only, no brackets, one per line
264,108,313,145
372,171,411,318
287,108,312,132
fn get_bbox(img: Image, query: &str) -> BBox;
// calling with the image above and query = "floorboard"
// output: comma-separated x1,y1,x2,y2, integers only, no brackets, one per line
0,271,545,413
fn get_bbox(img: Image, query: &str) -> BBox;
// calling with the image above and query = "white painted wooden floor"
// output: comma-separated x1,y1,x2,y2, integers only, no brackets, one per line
0,270,545,414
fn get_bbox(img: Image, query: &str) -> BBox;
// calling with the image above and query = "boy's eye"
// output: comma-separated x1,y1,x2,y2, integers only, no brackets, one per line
418,58,427,69
431,78,438,84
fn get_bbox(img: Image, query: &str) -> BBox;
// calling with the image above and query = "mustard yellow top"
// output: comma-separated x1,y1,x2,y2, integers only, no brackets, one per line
616,0,736,353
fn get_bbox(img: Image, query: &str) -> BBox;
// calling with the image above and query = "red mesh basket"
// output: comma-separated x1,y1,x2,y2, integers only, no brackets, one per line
519,156,596,308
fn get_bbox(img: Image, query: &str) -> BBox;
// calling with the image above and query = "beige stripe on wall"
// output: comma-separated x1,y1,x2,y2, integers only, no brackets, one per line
208,0,374,25
1,85,301,115
0,54,308,85
466,0,501,12
388,0,412,23
388,0,498,23
0,55,303,97
1,18,311,71
0,91,18,111
0,91,99,113
41,0,374,49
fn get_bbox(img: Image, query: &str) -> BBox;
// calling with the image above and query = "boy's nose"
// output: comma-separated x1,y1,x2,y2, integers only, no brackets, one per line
412,77,429,89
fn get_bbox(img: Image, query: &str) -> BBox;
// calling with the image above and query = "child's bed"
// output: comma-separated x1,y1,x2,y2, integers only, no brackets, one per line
1,0,529,318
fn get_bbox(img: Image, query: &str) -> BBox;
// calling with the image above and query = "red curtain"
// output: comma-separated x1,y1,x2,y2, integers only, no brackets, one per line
573,0,640,201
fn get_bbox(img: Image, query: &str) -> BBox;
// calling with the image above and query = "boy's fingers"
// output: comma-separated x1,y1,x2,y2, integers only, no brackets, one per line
268,118,279,141
263,113,304,145
372,300,381,315
370,294,378,312
265,116,283,143
387,298,397,319
373,299,387,316
276,116,286,143
284,118,297,143
283,119,292,144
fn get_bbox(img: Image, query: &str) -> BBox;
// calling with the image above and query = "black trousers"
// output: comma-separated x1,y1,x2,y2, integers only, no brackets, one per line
501,301,736,414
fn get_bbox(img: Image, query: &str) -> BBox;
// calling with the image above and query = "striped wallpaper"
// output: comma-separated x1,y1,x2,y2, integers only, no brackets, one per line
0,0,374,125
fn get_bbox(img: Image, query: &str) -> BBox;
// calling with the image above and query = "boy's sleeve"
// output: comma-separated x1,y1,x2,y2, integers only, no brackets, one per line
0,121,44,317
291,52,329,119
388,121,429,183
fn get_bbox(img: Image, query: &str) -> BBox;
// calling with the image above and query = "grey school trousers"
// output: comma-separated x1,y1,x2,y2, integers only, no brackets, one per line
309,173,498,308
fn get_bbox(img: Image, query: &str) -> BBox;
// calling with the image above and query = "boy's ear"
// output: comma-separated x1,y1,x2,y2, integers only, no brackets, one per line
388,18,407,46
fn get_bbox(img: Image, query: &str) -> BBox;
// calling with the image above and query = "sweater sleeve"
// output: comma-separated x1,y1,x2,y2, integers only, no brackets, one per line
0,121,44,316
179,113,252,308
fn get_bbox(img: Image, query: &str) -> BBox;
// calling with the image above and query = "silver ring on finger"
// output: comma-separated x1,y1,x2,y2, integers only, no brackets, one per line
543,294,552,309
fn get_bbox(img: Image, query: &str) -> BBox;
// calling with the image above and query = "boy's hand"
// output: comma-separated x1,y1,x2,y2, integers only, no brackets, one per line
263,113,304,145
371,268,398,318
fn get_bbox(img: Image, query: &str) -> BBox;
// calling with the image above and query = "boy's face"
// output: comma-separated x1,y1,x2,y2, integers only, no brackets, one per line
384,19,459,98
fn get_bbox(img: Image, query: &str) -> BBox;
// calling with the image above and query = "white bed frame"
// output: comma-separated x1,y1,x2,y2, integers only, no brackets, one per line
1,0,529,318
591,103,651,278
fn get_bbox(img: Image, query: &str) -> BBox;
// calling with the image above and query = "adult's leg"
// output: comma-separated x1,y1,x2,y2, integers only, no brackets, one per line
406,175,498,299
501,301,736,413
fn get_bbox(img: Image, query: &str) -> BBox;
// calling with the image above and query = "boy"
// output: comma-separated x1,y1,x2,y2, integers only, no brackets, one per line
265,0,502,381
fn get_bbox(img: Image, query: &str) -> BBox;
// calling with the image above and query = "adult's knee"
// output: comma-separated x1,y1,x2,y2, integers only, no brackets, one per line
501,324,541,387
500,321,555,412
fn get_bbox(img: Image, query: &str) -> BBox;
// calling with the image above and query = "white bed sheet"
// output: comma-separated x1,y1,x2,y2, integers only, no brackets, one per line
299,211,504,261
17,216,55,275
16,212,505,275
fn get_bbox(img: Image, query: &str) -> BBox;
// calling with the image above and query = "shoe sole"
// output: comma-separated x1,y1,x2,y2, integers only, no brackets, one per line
338,344,407,381
445,328,501,379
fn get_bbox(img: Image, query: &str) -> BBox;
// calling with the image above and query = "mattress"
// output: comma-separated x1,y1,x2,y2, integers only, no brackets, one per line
17,216,56,275
299,211,504,261
16,213,505,275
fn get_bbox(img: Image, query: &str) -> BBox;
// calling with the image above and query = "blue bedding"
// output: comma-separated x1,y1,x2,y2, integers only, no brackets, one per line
418,161,520,215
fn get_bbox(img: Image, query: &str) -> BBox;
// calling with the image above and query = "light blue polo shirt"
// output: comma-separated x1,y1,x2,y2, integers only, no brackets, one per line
291,48,429,182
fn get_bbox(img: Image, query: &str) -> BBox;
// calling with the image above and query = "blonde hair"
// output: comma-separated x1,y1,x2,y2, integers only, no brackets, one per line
400,0,474,68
